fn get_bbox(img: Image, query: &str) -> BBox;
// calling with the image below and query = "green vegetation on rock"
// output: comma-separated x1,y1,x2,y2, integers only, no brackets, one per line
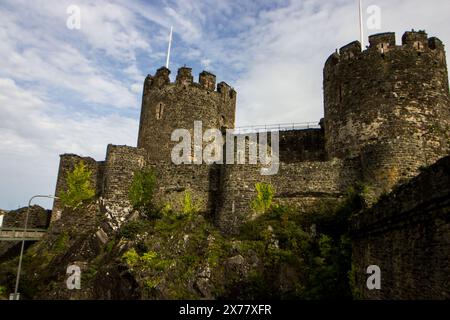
0,174,366,300
128,168,157,217
182,190,201,216
60,161,95,208
250,182,275,215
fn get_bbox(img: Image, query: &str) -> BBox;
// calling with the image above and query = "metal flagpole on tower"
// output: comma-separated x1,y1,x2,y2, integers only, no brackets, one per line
166,26,173,69
359,0,364,51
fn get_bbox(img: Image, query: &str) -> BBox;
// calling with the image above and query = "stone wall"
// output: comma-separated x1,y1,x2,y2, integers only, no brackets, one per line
137,67,236,164
0,206,50,262
279,129,327,162
148,163,220,215
351,155,450,299
1,205,50,229
135,67,237,221
101,145,146,229
52,154,103,222
324,31,450,198
215,157,360,235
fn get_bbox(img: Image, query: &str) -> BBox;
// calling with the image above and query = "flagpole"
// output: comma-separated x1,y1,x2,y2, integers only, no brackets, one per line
359,0,364,51
165,26,173,69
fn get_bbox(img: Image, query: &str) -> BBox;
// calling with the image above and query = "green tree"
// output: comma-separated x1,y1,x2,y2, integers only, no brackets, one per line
251,182,275,214
128,168,157,216
60,161,95,208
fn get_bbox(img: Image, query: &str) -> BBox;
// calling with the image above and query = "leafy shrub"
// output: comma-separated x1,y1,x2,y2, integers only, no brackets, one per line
60,161,95,208
161,203,173,217
0,285,7,297
105,241,114,253
237,184,366,300
122,248,172,273
118,220,152,240
128,168,157,217
141,251,158,267
54,231,69,253
250,182,275,214
182,191,200,216
144,278,160,290
122,248,140,267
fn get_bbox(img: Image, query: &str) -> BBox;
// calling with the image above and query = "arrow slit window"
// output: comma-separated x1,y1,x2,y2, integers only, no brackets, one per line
156,102,164,120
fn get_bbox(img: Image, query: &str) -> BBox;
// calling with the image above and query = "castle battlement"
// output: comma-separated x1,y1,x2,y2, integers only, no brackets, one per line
138,66,237,164
326,30,446,66
52,29,450,235
323,30,450,201
144,66,236,100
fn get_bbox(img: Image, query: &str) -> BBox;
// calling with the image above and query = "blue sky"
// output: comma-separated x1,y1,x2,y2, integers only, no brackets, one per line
0,0,449,209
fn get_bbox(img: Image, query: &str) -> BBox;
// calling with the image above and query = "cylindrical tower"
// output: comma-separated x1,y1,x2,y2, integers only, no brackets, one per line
324,30,450,195
136,66,237,214
137,66,236,163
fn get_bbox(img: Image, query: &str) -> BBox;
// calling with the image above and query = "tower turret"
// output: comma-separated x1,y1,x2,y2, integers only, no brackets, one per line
137,66,236,163
324,30,450,196
136,66,237,214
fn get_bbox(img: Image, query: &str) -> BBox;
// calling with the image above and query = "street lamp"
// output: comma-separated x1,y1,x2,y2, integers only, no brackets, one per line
10,194,59,300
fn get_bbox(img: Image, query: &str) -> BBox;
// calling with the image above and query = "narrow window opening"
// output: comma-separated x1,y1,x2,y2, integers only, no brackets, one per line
156,103,164,119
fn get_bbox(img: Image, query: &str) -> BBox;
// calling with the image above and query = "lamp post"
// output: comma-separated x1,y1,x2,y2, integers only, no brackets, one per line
10,195,58,300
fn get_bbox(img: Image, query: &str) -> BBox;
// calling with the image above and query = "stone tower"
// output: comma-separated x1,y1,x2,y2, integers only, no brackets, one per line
324,30,450,196
137,66,236,164
136,66,237,214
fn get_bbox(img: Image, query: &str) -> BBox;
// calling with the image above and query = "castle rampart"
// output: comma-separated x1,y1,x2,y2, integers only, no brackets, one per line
52,154,104,222
101,145,146,228
137,67,236,164
324,30,450,198
44,29,450,300
52,30,450,238
351,155,450,299
215,153,361,235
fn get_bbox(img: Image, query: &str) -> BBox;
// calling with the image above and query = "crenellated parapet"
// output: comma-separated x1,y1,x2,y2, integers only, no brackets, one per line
324,30,450,199
50,29,450,240
199,71,216,91
143,67,236,99
325,30,447,67
138,66,237,164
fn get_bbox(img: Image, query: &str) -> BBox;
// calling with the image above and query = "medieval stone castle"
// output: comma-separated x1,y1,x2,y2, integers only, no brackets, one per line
51,30,450,236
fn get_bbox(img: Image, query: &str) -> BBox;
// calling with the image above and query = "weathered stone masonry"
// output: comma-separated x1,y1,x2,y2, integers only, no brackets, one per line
53,30,450,229
51,30,450,297
324,31,450,199
52,154,103,222
351,156,450,299
52,146,146,229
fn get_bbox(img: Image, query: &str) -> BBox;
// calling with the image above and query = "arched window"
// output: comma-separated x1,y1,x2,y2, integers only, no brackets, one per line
155,102,164,120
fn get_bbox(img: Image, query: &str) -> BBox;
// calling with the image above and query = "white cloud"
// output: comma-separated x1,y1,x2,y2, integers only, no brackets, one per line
1,0,449,209
0,77,137,209
0,0,147,110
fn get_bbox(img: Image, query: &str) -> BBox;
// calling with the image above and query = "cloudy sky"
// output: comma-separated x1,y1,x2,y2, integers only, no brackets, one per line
0,0,449,210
